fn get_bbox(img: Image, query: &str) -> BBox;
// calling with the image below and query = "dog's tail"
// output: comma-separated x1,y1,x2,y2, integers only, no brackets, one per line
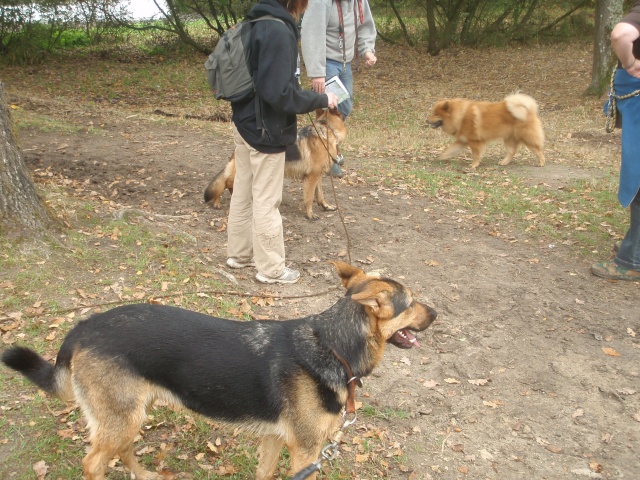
204,155,235,209
504,93,538,122
2,346,73,400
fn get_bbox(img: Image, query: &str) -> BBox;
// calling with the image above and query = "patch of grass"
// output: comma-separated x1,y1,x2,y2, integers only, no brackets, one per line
360,403,411,421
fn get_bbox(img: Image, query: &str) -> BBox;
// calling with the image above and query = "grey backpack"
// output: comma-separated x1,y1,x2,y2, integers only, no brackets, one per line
205,16,284,102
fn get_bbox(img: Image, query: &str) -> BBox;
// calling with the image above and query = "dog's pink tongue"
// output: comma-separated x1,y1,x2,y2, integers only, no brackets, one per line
407,330,420,348
401,329,420,348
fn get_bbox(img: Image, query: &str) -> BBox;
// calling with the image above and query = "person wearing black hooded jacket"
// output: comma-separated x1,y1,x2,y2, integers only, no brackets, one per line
226,0,339,284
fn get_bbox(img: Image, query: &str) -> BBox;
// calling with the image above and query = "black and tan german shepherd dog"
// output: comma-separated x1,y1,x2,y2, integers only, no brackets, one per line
2,261,436,480
204,107,346,220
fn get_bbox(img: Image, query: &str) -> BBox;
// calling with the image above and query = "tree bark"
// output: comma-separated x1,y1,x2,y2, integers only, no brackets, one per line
0,82,57,236
587,0,623,96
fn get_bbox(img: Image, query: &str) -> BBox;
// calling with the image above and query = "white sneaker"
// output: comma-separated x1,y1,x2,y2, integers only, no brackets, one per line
255,267,300,284
226,258,256,269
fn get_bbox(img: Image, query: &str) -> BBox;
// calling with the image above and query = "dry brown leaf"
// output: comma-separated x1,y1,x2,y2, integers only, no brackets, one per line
444,378,460,384
617,388,636,395
572,408,584,418
602,347,620,357
468,378,490,386
545,445,563,454
33,460,48,480
589,462,604,473
627,328,636,338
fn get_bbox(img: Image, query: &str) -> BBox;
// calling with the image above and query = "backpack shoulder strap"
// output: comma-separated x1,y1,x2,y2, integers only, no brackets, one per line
249,15,285,25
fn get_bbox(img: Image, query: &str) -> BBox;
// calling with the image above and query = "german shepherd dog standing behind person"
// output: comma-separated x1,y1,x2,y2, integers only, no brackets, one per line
204,107,346,220
2,261,437,480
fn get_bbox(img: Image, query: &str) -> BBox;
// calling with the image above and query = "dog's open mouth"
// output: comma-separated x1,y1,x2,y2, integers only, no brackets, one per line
389,328,420,349
428,120,443,128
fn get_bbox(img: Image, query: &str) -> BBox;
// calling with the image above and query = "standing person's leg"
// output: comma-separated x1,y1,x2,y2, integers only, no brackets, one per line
250,150,300,284
615,190,640,270
325,59,349,177
325,59,353,119
226,126,255,267
592,190,640,280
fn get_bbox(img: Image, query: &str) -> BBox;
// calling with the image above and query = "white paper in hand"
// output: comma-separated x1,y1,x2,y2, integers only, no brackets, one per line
325,76,350,104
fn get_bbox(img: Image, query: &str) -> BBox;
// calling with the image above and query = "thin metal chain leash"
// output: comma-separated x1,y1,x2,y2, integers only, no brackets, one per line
289,412,358,480
606,67,640,133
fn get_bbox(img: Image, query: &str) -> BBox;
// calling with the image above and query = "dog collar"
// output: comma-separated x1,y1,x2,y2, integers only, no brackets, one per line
331,349,362,414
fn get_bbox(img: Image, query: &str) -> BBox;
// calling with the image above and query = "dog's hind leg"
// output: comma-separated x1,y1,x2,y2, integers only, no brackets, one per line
530,146,545,167
498,138,518,166
314,178,336,213
118,440,159,480
523,136,545,167
302,174,323,220
256,435,285,480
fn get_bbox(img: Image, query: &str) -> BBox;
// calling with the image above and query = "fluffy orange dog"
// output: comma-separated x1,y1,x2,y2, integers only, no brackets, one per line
427,93,545,170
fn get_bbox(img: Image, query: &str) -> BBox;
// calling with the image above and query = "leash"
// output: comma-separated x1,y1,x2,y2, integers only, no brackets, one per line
289,349,361,480
605,66,640,133
306,111,353,264
289,411,357,480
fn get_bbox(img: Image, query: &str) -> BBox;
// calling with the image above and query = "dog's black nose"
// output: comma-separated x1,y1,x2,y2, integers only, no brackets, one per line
429,307,437,320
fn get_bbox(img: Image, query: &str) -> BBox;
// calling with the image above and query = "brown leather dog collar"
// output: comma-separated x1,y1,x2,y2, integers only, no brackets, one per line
331,349,362,414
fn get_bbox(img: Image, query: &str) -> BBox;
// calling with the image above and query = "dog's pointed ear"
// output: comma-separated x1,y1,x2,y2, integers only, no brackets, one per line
350,288,395,318
442,101,449,111
315,108,325,118
329,261,365,288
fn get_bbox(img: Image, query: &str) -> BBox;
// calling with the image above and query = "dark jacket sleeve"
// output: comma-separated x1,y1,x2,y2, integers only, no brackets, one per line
253,21,328,114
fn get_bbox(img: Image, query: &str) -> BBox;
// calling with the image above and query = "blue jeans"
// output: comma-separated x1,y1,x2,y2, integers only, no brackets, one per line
615,190,640,271
326,58,353,119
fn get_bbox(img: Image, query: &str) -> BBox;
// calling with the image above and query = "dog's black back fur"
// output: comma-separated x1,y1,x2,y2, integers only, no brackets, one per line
52,302,371,422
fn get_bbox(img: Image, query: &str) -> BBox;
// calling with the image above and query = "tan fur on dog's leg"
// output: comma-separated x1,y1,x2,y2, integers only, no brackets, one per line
469,142,486,169
287,443,322,480
82,443,114,480
303,174,322,220
533,147,545,167
524,137,545,167
256,435,285,480
499,139,518,166
439,141,466,160
315,181,336,212
119,442,159,480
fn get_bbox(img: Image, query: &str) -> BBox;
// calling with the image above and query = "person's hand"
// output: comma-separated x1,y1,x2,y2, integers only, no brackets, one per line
312,77,325,93
364,51,377,67
626,58,640,79
326,92,339,109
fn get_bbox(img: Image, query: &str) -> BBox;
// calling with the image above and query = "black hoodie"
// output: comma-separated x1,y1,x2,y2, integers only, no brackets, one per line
231,0,329,153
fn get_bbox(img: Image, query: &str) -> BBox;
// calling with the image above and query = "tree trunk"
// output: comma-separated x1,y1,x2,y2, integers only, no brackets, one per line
0,82,57,236
587,0,623,96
